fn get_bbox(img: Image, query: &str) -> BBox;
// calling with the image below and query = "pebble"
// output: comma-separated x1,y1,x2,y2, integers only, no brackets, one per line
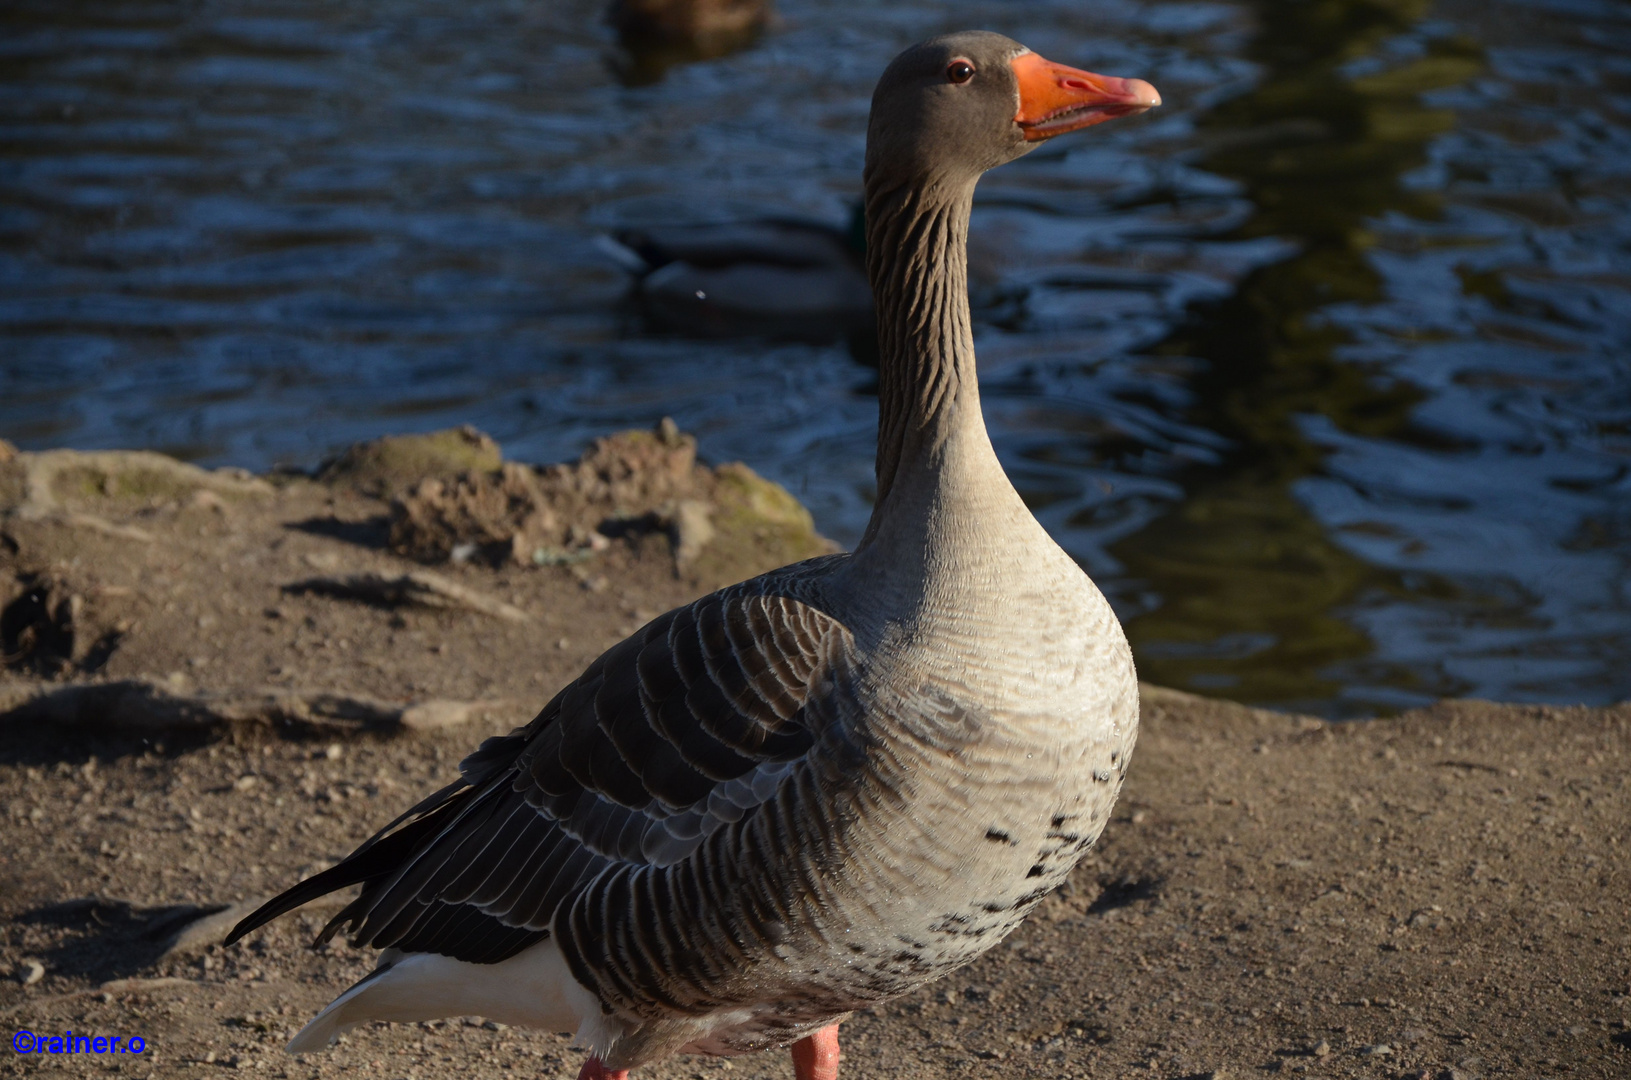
398,700,480,732
1358,1043,1392,1056
1310,1039,1330,1058
234,774,258,792
19,960,44,985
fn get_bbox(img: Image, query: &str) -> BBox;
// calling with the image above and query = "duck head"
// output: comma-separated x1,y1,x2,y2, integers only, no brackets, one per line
865,30,1160,186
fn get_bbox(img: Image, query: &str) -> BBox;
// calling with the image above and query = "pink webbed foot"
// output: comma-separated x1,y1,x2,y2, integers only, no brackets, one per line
790,1024,841,1080
576,1057,629,1080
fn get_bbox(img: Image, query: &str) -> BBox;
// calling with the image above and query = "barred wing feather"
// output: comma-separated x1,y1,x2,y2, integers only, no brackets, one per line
226,571,852,968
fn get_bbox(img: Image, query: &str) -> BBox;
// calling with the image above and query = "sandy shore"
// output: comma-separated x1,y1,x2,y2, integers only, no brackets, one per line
1,430,1627,1080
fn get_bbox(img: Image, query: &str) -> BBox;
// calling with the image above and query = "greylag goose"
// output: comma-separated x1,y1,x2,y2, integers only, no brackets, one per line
228,30,1156,1080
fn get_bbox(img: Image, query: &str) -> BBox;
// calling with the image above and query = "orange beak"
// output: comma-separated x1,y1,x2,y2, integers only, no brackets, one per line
1010,52,1161,141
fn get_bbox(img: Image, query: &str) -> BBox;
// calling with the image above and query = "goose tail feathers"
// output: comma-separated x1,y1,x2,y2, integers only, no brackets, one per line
284,940,598,1055
285,950,405,1053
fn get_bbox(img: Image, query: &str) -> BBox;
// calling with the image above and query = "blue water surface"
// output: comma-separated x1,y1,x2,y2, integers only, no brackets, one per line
2,0,1627,714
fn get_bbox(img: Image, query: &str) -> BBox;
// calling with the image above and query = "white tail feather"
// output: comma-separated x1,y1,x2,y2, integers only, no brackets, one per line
286,939,598,1054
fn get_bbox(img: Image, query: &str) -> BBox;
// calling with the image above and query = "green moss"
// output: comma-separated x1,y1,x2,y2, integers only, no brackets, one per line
318,426,504,497
690,463,834,584
11,451,271,511
713,463,816,532
53,463,202,503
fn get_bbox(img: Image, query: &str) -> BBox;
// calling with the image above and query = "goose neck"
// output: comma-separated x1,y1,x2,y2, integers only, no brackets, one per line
859,175,993,548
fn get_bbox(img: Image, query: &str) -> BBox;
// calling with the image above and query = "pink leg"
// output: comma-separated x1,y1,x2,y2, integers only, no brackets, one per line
790,1024,841,1080
576,1057,628,1080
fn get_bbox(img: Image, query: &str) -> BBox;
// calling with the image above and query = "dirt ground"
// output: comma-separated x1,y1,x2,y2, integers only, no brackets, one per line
0,430,1627,1080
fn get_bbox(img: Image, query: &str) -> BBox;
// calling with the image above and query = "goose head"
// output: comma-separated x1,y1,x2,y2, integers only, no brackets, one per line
865,30,1160,187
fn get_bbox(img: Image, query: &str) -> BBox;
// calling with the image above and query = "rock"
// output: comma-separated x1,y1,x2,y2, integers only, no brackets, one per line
687,460,831,578
398,699,495,732
0,439,16,464
1358,1043,1392,1056
667,498,715,568
383,418,831,574
1311,1039,1330,1057
317,425,503,498
391,463,559,566
18,959,44,985
0,448,270,519
711,461,812,531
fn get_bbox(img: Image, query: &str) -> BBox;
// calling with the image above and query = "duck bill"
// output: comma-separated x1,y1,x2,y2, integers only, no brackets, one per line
1011,52,1161,141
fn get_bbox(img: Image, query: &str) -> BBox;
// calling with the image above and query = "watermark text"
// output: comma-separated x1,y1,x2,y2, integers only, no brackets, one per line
13,1029,147,1055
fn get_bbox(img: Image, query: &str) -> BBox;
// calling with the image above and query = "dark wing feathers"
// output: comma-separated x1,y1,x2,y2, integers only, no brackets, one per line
221,799,465,947
227,579,845,966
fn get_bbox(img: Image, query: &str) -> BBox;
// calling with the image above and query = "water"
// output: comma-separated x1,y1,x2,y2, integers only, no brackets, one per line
2,0,1627,716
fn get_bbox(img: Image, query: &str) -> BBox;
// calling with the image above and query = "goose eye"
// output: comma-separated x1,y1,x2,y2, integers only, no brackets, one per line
946,60,975,84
